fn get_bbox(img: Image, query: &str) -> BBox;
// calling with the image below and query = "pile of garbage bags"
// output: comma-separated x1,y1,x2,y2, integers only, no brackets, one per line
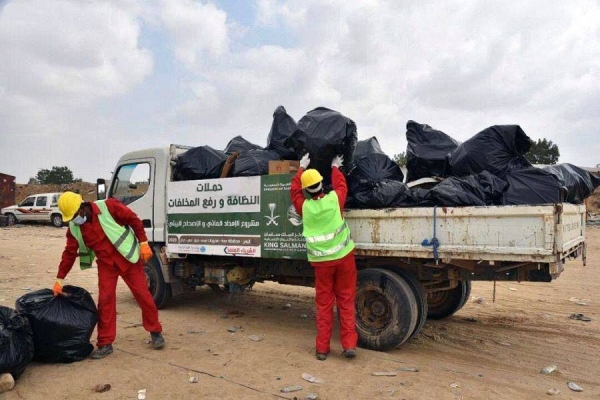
173,105,600,209
0,285,98,379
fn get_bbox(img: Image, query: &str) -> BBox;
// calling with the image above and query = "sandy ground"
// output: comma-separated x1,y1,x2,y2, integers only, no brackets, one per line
1,224,599,400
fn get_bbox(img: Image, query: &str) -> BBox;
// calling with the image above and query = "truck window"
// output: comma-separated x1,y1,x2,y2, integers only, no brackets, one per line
111,163,151,205
20,197,35,207
51,194,59,206
35,196,47,207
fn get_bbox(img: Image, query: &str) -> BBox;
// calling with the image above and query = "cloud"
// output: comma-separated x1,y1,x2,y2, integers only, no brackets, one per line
159,0,229,68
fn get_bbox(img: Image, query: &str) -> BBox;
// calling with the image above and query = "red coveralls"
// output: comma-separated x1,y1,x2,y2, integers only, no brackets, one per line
57,199,162,346
291,167,358,354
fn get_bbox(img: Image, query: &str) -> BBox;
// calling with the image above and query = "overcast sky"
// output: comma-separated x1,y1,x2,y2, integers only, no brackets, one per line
1,0,599,184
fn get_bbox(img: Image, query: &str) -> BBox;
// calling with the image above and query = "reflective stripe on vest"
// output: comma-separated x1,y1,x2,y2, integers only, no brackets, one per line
302,191,354,262
69,200,141,269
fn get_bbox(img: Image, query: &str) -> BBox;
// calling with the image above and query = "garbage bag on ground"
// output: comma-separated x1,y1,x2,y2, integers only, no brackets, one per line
0,306,34,379
542,163,600,204
232,149,281,177
347,180,415,209
266,106,298,160
426,171,508,206
15,285,98,363
448,125,533,178
502,168,563,205
175,146,228,181
406,120,459,182
285,107,357,183
224,136,263,154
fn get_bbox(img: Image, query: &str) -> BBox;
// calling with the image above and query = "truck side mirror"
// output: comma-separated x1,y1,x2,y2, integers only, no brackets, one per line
97,178,107,200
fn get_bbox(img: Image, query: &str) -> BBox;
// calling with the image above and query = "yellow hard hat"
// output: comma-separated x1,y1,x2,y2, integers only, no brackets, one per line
57,191,83,222
301,169,323,189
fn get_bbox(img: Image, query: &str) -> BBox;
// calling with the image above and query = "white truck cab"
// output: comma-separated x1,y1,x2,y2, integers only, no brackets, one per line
1,192,64,227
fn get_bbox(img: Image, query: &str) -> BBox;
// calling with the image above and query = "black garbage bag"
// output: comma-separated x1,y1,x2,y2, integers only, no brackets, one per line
348,154,404,193
542,163,600,204
354,136,385,157
406,120,459,182
285,107,357,184
0,306,34,379
411,187,434,206
266,106,298,160
15,286,98,363
426,171,508,206
175,146,228,181
347,180,415,209
448,125,533,178
224,135,263,154
232,149,281,177
502,168,563,205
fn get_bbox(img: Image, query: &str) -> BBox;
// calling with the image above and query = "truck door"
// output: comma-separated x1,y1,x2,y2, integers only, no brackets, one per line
17,196,36,221
108,160,155,240
33,195,50,221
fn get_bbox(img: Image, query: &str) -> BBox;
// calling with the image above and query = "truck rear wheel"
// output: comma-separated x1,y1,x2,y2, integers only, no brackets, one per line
144,255,172,309
426,280,471,320
51,214,63,228
356,268,418,351
394,270,428,340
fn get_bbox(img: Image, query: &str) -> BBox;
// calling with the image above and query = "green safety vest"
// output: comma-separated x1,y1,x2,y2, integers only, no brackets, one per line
69,200,140,269
302,191,354,262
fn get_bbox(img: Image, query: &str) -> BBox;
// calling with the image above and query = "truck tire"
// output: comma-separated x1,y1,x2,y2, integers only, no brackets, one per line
426,280,470,320
51,213,63,228
144,255,172,309
394,270,428,340
356,268,418,351
6,214,17,226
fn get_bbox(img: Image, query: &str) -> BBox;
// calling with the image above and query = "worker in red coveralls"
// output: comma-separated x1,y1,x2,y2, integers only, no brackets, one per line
52,191,164,359
290,153,357,361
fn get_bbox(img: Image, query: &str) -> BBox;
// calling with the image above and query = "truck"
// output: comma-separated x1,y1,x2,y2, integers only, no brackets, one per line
1,192,64,227
97,144,587,351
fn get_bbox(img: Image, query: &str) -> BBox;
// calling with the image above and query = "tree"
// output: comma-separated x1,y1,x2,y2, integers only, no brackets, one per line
526,139,560,165
393,152,407,167
35,166,81,184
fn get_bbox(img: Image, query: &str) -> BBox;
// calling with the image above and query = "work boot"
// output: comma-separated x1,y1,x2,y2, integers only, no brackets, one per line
315,351,328,361
91,344,113,359
342,348,357,359
151,332,165,349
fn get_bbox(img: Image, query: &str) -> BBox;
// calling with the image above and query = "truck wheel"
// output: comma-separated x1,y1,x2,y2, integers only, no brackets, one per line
356,268,418,351
144,255,172,309
51,214,63,228
6,214,17,226
426,280,470,320
394,270,428,340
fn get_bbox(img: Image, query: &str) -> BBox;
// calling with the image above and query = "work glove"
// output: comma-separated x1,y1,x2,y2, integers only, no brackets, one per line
52,278,63,297
140,241,153,263
299,153,310,169
331,155,344,169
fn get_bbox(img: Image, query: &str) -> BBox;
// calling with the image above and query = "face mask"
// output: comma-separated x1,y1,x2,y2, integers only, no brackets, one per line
72,215,87,226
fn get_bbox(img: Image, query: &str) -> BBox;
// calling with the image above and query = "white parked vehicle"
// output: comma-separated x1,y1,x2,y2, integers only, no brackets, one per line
1,192,64,227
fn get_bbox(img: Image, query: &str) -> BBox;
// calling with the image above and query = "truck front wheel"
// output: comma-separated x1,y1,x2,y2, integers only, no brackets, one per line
426,280,471,319
144,255,172,309
355,268,418,351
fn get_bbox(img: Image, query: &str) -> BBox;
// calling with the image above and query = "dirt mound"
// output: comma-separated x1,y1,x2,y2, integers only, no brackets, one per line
585,187,600,214
15,182,98,203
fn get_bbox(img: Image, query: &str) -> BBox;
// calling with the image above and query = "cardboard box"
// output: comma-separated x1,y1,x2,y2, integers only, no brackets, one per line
269,160,300,175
